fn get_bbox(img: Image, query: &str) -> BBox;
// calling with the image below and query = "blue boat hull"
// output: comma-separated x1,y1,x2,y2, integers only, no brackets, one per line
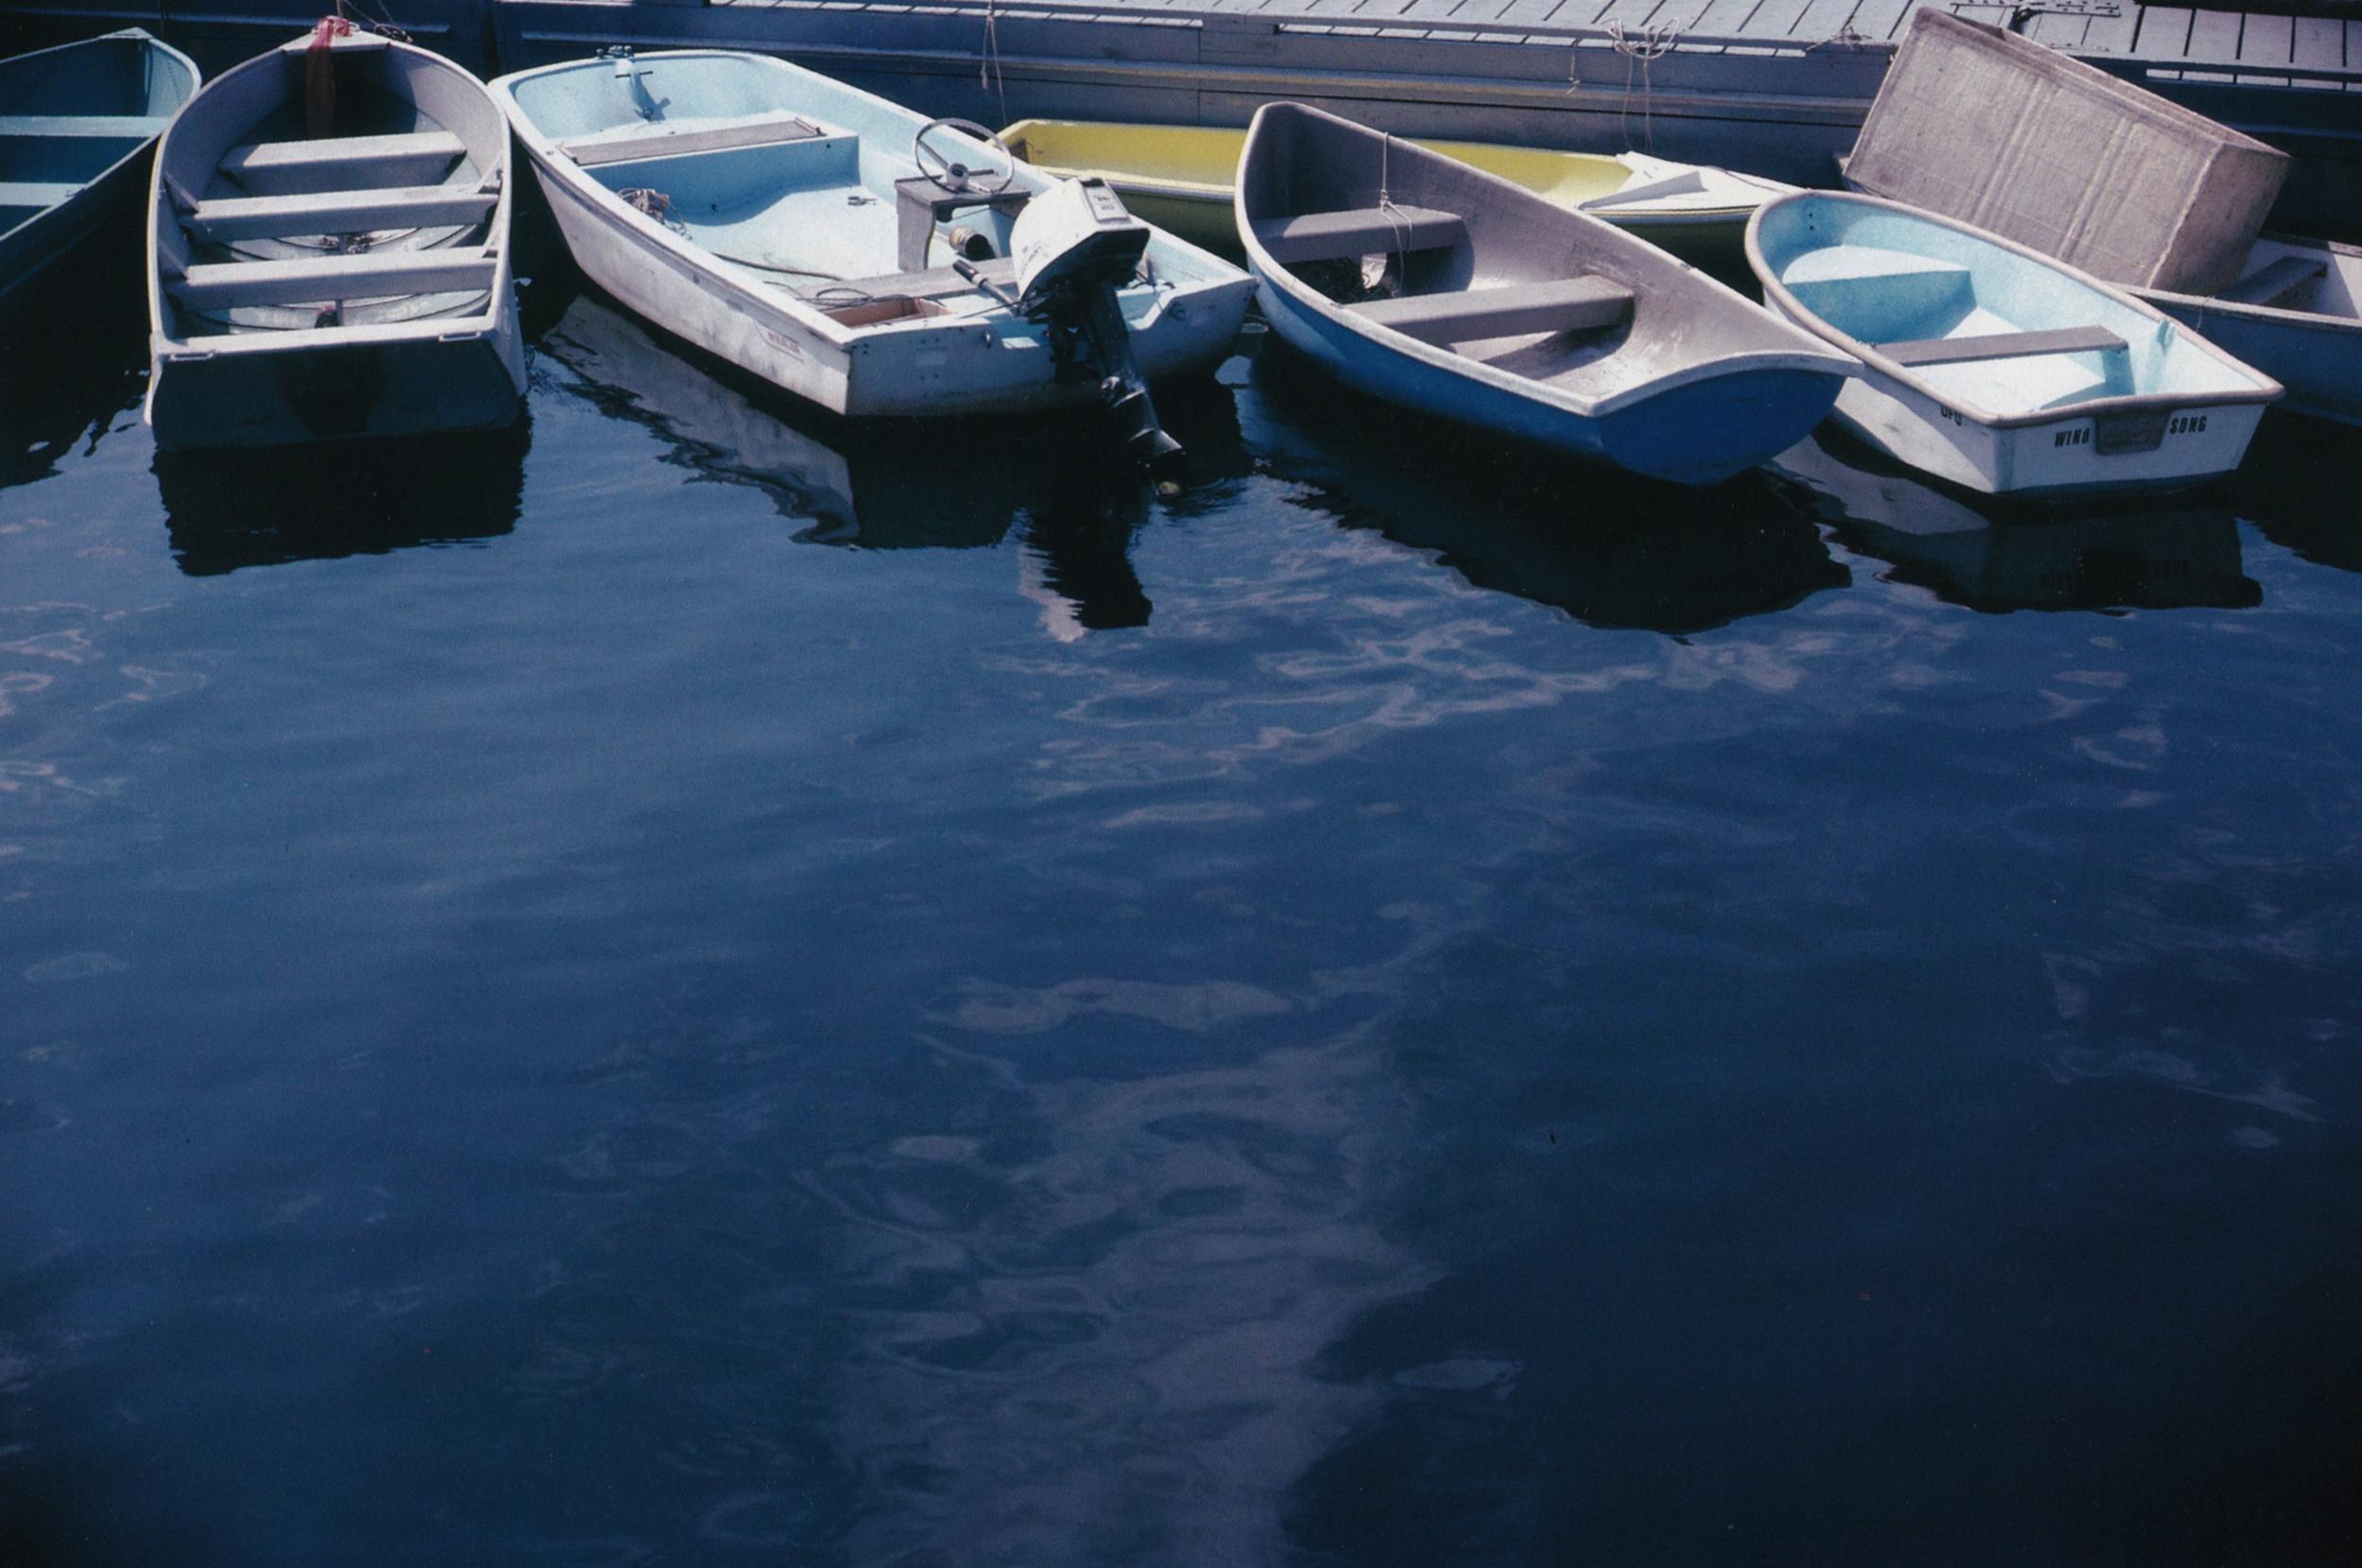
1254,276,1843,487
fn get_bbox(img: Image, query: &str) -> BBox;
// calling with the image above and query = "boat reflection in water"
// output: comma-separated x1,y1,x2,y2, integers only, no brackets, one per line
536,288,1247,637
1773,428,2259,613
2227,412,2362,576
1247,343,1849,636
154,419,528,576
0,258,149,496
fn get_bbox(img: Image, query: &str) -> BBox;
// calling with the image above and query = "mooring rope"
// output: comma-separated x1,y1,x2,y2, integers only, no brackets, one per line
980,0,1010,129
1605,20,1678,153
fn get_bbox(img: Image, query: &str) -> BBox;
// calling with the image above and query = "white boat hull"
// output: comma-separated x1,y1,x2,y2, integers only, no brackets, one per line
1802,338,2270,498
502,54,1251,422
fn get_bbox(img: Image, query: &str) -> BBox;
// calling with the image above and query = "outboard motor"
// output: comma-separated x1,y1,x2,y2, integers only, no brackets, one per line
1007,179,1183,479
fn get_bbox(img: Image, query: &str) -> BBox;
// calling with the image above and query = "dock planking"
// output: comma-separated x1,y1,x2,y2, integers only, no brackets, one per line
6,0,2354,227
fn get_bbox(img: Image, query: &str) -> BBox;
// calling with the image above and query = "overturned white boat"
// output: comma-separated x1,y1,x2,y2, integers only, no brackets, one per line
146,23,524,449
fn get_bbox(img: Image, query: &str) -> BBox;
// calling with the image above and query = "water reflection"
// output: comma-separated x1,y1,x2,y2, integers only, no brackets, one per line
0,257,148,497
1245,345,1849,635
533,288,1246,635
154,423,528,575
2230,413,2362,575
1774,430,2257,612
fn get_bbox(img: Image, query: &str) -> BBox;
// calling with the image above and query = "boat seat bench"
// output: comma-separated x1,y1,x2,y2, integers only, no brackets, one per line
1252,206,1465,264
220,131,467,196
2219,255,2326,309
182,183,498,241
167,250,498,309
561,111,823,167
0,114,174,139
1874,325,2126,367
0,181,83,210
1349,276,1635,344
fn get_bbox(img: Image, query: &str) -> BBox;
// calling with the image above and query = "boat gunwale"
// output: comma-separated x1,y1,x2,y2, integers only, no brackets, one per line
1235,101,1854,422
1745,189,2285,430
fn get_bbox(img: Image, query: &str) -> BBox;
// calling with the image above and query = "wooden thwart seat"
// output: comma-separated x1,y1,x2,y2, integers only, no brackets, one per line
561,111,823,167
219,131,467,196
184,183,498,241
167,249,497,310
1874,325,2126,367
0,181,83,211
2219,255,2327,310
1348,276,1635,344
1252,205,1464,264
0,114,173,139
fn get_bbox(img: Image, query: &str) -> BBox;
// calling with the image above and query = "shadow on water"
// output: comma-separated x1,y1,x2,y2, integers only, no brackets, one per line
1773,426,2259,613
154,422,529,575
531,284,1251,633
1242,340,1850,636
0,249,149,496
2229,412,2362,575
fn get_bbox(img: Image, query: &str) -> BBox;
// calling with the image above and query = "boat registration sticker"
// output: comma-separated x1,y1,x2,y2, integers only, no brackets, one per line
2096,410,2169,455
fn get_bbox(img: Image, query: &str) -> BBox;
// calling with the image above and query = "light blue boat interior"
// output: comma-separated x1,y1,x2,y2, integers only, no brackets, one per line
506,52,1228,308
1755,196,2264,415
0,31,197,240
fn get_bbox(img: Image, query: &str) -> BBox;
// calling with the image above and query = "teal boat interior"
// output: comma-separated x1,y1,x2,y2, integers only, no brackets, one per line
0,30,197,238
1754,195,2266,417
505,51,1226,323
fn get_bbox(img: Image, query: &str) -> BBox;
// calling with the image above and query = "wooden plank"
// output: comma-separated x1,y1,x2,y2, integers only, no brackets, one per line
1347,274,1634,340
2238,10,2291,64
1790,0,1862,44
1849,0,1909,41
220,131,466,196
1743,0,1815,37
0,181,81,209
562,111,823,165
1251,204,1465,260
1686,0,1760,34
2185,8,2243,63
184,184,499,242
2024,11,2092,49
168,250,498,310
2133,5,2196,60
2292,16,2342,70
1874,324,2126,366
2219,253,2324,306
0,114,173,139
2077,4,2141,56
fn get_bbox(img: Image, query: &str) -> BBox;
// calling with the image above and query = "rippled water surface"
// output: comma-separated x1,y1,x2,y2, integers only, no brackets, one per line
6,257,2361,1567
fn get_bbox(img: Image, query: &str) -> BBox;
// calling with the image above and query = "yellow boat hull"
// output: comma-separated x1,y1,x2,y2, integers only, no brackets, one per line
999,119,1778,270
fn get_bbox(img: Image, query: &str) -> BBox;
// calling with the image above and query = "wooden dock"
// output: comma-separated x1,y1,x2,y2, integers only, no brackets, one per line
9,0,2358,230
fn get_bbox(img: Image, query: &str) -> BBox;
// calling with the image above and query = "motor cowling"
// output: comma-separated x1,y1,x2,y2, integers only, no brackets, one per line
1007,179,1183,479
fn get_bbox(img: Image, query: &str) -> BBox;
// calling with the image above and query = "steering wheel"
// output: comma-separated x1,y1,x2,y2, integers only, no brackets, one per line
913,118,1016,196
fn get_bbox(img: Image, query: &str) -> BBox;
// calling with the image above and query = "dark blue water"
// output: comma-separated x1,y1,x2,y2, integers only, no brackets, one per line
6,255,2361,1567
